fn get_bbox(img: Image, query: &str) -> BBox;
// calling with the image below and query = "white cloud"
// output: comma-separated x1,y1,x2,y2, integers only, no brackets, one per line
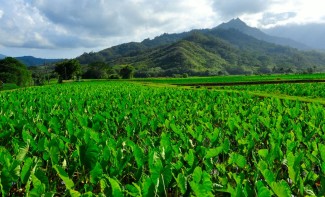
31,0,216,37
212,0,268,19
255,0,325,28
259,12,297,26
1,0,325,58
0,0,57,48
0,0,217,57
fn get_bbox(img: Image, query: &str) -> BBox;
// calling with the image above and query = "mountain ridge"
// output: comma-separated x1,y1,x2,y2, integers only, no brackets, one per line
77,22,325,76
0,54,62,66
216,18,310,50
15,56,63,67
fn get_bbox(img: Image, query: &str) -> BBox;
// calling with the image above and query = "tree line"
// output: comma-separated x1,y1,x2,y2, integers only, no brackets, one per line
0,56,321,91
0,57,136,90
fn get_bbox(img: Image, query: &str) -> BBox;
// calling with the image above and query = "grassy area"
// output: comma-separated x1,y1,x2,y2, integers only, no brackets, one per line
132,73,325,105
131,73,325,84
218,82,325,98
0,83,20,91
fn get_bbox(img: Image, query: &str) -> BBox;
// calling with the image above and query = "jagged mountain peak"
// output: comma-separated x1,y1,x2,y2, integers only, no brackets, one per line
216,18,309,50
223,18,248,27
217,18,253,31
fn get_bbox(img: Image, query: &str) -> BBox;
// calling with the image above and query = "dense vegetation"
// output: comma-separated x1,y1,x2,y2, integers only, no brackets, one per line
0,57,32,87
132,73,325,84
0,81,324,196
55,59,81,82
77,21,325,77
221,83,325,98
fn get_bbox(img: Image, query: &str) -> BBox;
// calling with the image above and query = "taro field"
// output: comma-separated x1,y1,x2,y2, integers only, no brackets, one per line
0,81,324,196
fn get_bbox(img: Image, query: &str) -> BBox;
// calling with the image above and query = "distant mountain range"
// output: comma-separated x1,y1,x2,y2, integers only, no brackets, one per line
263,23,325,50
218,18,310,50
77,18,325,76
0,54,62,66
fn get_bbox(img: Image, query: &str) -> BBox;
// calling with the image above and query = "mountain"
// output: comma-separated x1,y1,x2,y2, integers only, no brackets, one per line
217,18,310,50
77,20,325,77
0,54,62,66
263,23,325,50
0,54,6,59
15,56,63,67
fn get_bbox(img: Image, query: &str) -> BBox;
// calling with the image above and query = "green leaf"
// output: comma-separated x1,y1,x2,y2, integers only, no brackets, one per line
108,177,123,197
49,139,60,165
16,141,30,162
90,163,103,184
80,140,99,170
192,167,202,183
69,189,81,197
319,144,325,162
321,162,325,174
49,116,61,134
53,165,74,190
223,138,230,153
261,169,275,186
258,149,269,158
271,180,292,197
37,137,48,152
176,173,187,195
258,160,268,171
133,145,144,168
229,153,247,168
37,123,50,136
287,152,296,183
256,181,272,197
201,171,213,192
287,151,303,184
125,183,141,196
206,147,223,159
0,168,13,195
30,174,45,197
275,115,282,130
294,124,303,142
142,177,155,197
81,192,93,197
189,171,214,197
21,157,33,184
185,149,195,167
35,169,49,191
161,167,173,189
43,192,56,197
66,119,74,135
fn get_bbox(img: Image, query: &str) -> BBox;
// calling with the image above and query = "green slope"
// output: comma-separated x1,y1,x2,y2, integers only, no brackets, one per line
77,25,325,77
131,40,229,76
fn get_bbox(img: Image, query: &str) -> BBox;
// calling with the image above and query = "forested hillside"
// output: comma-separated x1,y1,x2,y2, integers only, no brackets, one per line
77,20,325,77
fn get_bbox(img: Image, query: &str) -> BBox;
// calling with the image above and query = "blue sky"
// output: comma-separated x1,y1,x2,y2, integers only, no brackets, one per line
0,0,324,58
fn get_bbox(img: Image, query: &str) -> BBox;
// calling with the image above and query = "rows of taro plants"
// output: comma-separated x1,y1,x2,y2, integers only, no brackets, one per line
0,81,324,196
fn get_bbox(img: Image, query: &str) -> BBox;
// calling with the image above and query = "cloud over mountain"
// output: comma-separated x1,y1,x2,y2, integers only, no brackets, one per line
0,0,325,58
212,0,267,18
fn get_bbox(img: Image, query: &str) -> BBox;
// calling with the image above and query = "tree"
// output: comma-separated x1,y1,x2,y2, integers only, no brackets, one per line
82,61,110,79
55,59,81,81
119,65,135,79
0,57,32,86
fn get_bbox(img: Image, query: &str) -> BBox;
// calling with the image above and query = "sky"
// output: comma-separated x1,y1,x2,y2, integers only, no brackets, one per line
0,0,325,58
